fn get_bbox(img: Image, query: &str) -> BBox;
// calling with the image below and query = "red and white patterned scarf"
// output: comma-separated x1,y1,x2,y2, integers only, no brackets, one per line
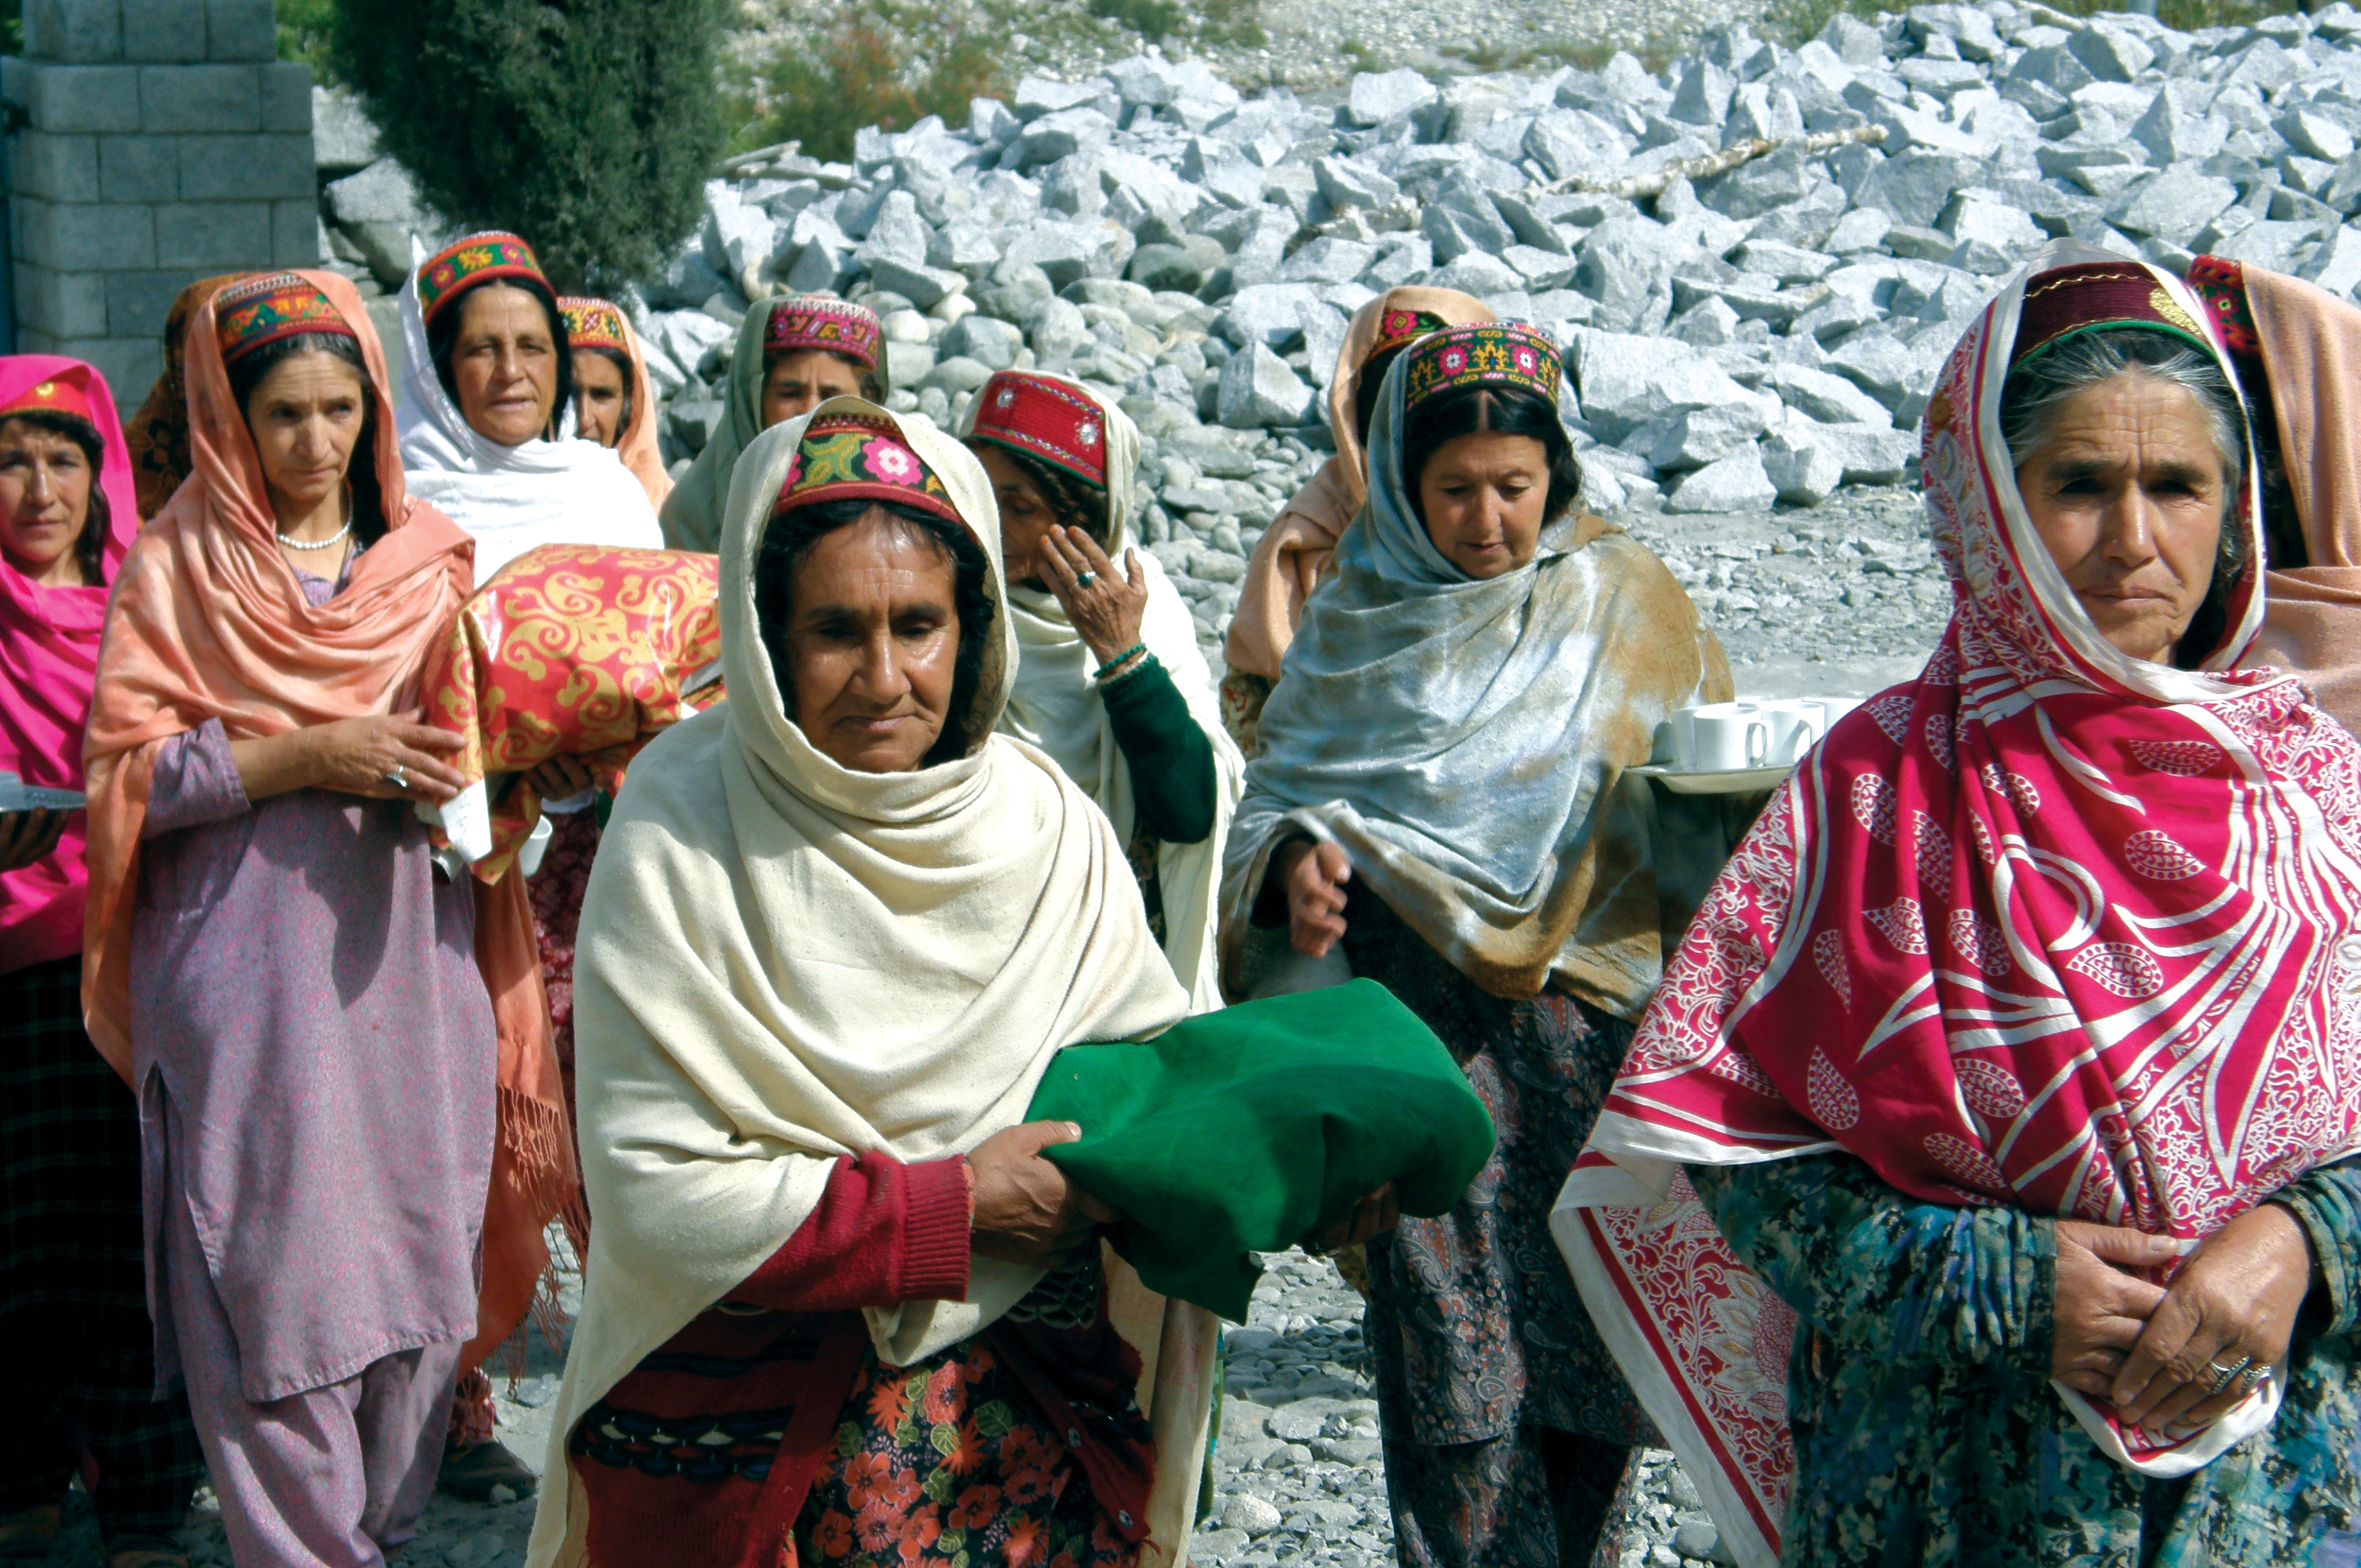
1552,244,2361,1568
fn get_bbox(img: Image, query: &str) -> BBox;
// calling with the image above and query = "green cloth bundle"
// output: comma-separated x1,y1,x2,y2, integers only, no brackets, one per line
1026,979,1496,1321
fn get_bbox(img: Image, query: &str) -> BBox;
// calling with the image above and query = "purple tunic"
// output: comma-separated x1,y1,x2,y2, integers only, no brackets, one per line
133,564,495,1404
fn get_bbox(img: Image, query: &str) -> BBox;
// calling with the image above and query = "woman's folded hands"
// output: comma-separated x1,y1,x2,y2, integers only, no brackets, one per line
2051,1206,2317,1441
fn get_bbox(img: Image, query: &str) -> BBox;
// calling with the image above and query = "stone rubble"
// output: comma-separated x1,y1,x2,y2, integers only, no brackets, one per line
307,1,2361,673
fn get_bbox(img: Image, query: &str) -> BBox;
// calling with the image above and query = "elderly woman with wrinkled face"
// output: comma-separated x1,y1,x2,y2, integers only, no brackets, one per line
1563,253,2361,1568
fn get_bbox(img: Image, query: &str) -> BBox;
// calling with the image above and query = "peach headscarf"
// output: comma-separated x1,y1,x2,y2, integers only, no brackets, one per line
82,268,578,1371
565,297,672,510
2237,265,2361,734
1222,287,1495,681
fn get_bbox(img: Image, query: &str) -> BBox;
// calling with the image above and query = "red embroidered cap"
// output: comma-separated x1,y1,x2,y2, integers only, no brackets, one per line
558,296,630,354
417,231,549,329
211,272,356,365
2012,262,2216,367
0,363,96,424
765,295,882,371
966,372,1107,488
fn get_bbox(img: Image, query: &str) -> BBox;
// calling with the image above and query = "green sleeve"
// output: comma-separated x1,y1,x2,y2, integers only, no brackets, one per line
1687,1152,2055,1379
2270,1157,2361,1337
1100,657,1218,845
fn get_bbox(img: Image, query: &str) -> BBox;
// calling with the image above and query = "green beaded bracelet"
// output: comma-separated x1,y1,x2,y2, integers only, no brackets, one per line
1094,642,1148,677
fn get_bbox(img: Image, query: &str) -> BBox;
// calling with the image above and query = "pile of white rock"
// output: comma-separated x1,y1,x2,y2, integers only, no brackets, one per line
600,0,2361,655
309,0,2361,674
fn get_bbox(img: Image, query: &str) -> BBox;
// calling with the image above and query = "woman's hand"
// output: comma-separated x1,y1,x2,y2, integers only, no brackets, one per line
2107,1203,2315,1440
969,1120,1118,1269
2051,1219,2176,1396
526,754,596,801
0,808,68,872
1306,1185,1399,1254
1272,838,1352,958
234,708,467,805
1040,525,1147,665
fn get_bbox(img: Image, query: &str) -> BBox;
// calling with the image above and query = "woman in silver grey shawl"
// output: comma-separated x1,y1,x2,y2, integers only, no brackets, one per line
1217,321,1730,1568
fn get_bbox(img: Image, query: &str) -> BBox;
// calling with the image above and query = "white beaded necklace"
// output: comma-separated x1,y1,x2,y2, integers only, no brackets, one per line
276,485,354,551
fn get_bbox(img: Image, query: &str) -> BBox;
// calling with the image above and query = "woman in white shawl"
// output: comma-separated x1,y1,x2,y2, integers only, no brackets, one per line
396,231,661,587
959,371,1243,1010
395,229,665,1496
526,398,1224,1568
1220,323,1732,1568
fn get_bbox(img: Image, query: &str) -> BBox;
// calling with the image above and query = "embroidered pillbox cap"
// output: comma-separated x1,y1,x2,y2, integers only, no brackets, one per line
765,295,882,371
2011,261,2218,367
558,296,630,354
416,231,549,329
0,363,96,425
1400,322,1564,415
212,273,356,365
773,409,963,529
966,372,1107,489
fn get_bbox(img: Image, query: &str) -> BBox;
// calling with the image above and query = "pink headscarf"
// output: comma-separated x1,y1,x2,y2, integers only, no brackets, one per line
0,356,140,973
1554,246,2361,1566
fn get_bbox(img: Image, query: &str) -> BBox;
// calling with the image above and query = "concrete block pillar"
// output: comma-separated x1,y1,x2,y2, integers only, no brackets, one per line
4,0,318,400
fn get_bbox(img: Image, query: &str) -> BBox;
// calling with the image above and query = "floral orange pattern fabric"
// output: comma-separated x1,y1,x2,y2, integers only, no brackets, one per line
420,544,725,881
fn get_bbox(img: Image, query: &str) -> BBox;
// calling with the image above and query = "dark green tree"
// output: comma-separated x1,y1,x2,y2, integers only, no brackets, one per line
331,0,727,294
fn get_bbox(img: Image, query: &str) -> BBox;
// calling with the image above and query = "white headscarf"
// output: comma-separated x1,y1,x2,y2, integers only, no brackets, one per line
1220,336,1730,1014
396,253,662,587
961,375,1246,1012
527,398,1191,1567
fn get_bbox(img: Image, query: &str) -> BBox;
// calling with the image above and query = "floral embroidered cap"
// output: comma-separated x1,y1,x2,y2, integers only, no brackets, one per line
211,272,357,365
773,409,963,528
1400,321,1564,414
415,231,549,329
964,370,1108,487
1371,307,1449,356
764,294,882,370
2011,259,2219,365
558,296,630,354
0,362,98,424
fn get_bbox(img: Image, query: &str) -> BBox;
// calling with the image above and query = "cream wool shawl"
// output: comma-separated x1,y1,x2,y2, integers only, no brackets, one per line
527,400,1191,1568
961,375,1246,1011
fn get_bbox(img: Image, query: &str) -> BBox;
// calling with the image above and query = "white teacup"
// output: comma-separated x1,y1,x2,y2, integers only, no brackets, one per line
1755,699,1826,764
1680,702,1772,772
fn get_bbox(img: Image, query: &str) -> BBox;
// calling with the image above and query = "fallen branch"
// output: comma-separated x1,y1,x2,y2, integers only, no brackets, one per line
717,140,801,175
1533,124,1887,200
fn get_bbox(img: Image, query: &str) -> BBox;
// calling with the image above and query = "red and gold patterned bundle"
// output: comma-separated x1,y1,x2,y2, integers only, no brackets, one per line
421,544,725,880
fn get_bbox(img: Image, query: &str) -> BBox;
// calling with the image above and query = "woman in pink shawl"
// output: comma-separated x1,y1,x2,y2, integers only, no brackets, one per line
1554,247,2361,1567
0,358,203,1568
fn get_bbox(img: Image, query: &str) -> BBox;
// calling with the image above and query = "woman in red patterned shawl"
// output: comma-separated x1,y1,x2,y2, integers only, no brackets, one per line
1554,243,2361,1567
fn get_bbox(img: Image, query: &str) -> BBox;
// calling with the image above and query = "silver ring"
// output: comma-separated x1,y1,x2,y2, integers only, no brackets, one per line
1075,570,1097,590
2236,1362,2272,1396
2205,1355,2251,1397
385,766,408,791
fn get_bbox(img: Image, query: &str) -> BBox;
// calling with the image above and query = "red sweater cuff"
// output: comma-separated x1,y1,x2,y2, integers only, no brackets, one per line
896,1156,974,1303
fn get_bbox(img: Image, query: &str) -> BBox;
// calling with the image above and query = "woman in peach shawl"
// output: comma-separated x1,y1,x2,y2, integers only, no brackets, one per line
560,295,671,510
82,269,570,1567
2187,256,2361,734
1217,288,1494,752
